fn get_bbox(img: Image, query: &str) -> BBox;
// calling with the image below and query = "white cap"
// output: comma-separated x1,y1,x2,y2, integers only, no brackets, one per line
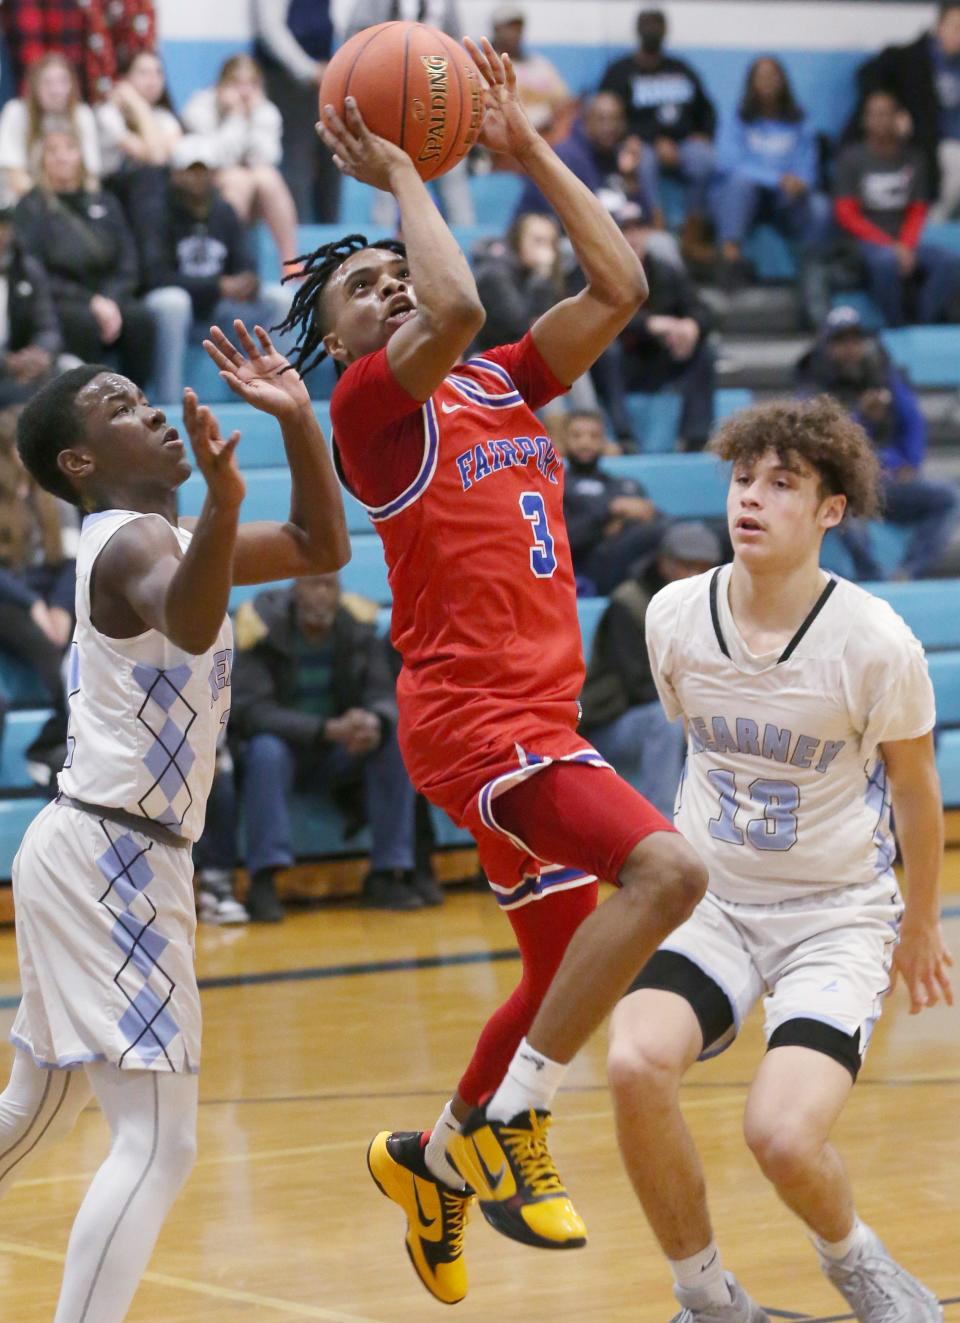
170,135,221,171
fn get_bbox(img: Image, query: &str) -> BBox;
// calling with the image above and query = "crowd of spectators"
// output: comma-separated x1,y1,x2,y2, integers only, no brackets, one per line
4,0,960,918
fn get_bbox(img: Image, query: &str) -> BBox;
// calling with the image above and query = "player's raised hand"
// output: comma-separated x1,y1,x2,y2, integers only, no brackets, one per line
890,919,955,1014
183,388,245,511
203,320,310,421
317,98,413,191
464,36,539,165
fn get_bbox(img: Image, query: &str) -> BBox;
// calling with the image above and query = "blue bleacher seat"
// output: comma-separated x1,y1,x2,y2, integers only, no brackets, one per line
0,798,46,881
880,327,960,387
0,710,52,788
470,171,524,225
340,535,390,603
936,729,960,807
867,580,960,650
715,388,754,422
624,393,684,453
577,597,606,659
929,653,960,727
604,453,731,518
0,655,47,708
742,224,797,281
920,220,960,256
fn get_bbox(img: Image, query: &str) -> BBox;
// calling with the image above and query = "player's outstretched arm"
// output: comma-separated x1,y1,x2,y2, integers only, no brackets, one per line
883,733,955,1014
465,36,647,385
93,412,245,654
200,320,350,581
318,99,485,400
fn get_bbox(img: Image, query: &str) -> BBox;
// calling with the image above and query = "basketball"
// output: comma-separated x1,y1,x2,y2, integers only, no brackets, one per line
318,21,484,182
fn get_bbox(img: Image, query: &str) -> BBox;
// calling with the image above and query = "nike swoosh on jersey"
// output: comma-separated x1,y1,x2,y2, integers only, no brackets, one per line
441,401,466,413
412,1176,437,1229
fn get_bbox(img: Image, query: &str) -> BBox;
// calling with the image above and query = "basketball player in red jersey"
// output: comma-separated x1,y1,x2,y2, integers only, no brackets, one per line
276,38,707,1305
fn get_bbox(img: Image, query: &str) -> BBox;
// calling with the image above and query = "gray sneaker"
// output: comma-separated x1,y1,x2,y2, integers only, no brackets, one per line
670,1273,770,1323
818,1224,943,1322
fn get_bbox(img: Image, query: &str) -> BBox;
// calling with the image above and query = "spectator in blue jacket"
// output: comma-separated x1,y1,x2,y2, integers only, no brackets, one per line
713,57,832,276
515,91,683,268
796,305,959,578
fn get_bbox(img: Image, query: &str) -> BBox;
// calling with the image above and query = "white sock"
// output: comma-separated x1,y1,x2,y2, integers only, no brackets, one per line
669,1242,730,1308
813,1216,870,1262
423,1100,466,1189
486,1038,568,1123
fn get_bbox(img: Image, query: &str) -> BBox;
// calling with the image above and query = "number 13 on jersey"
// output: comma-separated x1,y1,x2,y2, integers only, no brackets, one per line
519,491,557,578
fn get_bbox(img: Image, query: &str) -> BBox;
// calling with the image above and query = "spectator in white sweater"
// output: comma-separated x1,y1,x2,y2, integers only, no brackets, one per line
182,54,299,272
0,54,101,207
95,50,182,180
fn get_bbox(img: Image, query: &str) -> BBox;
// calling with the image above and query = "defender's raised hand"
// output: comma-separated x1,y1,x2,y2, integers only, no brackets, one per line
463,36,539,165
204,320,310,420
183,388,245,510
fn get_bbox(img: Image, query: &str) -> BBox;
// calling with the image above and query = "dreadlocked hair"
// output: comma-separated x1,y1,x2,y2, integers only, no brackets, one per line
275,234,408,378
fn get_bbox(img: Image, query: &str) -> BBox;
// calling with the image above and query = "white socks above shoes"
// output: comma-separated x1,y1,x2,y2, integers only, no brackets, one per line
485,1038,569,1123
670,1241,730,1309
813,1216,870,1263
424,1100,467,1190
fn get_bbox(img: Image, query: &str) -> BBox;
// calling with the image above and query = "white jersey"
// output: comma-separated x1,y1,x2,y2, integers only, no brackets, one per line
647,565,935,903
59,509,233,843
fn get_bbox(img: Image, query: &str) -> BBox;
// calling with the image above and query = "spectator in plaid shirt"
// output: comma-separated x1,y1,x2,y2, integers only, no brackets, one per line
1,0,155,103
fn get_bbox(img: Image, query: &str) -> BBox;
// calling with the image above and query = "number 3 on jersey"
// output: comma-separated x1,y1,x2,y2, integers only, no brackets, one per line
519,491,557,578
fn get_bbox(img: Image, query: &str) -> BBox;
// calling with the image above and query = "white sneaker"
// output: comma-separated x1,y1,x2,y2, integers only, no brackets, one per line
197,871,249,926
818,1224,943,1322
670,1273,770,1322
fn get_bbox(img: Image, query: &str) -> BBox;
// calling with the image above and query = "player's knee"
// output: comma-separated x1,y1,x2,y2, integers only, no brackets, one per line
743,1112,820,1187
161,1120,198,1190
622,835,708,929
607,1030,684,1106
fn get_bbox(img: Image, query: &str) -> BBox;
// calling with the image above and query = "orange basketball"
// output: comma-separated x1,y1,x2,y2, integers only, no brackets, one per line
319,21,484,182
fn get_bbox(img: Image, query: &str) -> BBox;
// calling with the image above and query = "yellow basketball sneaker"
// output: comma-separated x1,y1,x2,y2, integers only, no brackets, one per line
367,1130,473,1305
448,1106,587,1250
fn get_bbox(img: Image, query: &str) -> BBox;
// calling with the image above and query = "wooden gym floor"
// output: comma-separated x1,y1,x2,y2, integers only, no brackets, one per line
0,855,957,1322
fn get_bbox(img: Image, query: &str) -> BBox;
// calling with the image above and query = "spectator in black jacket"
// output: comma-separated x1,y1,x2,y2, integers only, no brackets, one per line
599,7,717,261
593,202,716,450
580,520,721,816
137,135,290,404
13,126,155,388
225,575,422,919
563,409,664,594
0,206,64,407
851,2,960,219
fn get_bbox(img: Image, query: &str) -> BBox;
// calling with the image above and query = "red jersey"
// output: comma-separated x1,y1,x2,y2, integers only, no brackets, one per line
331,333,587,807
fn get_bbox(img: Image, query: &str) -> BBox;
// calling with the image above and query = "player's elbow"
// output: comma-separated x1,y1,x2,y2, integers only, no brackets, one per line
445,293,486,341
169,624,222,656
616,253,649,311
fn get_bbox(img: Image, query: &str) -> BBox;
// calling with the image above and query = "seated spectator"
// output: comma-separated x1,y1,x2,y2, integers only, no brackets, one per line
136,135,290,404
834,90,960,327
851,2,960,221
599,7,717,263
344,0,475,226
563,409,664,594
95,51,183,183
472,212,599,420
0,53,102,206
714,57,833,278
182,54,300,271
593,202,716,451
229,575,423,920
0,204,64,407
489,4,574,143
191,738,250,925
13,127,156,389
580,520,721,817
0,411,75,785
796,305,959,579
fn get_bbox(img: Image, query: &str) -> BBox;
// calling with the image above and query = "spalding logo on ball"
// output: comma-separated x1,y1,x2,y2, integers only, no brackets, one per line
319,21,484,181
